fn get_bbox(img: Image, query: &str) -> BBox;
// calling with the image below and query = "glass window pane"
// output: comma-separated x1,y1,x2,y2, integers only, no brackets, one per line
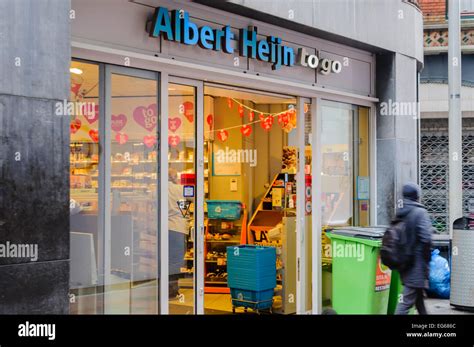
357,106,370,226
304,102,312,312
108,72,159,314
321,101,354,227
69,61,102,314
168,83,196,314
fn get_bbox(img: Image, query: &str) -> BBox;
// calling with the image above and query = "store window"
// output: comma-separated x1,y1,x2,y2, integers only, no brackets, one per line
320,101,370,228
304,101,313,312
167,83,197,314
69,61,102,314
69,61,160,314
356,106,371,227
107,71,159,314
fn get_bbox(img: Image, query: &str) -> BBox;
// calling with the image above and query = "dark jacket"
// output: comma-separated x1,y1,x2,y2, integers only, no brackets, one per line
396,199,433,288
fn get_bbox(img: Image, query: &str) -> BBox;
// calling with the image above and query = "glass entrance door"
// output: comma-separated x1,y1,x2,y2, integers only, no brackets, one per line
69,61,161,315
167,78,204,314
105,66,160,314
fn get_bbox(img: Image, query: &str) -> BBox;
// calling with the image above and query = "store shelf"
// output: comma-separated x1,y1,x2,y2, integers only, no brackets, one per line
256,209,284,213
71,161,99,166
207,221,243,226
203,209,247,292
111,160,157,164
248,172,297,314
169,160,194,164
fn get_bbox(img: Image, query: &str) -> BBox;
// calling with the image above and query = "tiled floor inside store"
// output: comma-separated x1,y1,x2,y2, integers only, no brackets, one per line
169,288,233,314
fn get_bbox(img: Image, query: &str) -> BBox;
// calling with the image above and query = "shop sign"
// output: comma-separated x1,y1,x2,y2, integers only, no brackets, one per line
148,7,342,74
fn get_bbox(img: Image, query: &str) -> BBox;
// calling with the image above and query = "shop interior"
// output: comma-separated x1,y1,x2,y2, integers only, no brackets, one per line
167,84,305,314
68,60,370,315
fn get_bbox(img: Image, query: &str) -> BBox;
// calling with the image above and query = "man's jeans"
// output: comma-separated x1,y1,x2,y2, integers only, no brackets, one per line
395,286,428,315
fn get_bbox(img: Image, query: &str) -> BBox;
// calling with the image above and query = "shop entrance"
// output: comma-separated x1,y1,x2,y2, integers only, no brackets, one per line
68,59,372,315
166,81,311,314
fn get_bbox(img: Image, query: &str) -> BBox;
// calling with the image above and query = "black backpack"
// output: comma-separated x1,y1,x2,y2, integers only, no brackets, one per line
381,212,415,271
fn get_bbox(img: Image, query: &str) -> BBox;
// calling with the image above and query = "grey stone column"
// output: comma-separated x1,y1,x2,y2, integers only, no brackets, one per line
376,52,419,225
0,0,71,313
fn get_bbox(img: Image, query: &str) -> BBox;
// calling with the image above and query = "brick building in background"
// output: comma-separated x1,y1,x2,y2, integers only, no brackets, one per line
418,0,474,237
420,0,447,24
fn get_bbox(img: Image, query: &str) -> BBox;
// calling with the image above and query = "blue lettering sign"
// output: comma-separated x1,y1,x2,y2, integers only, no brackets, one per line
150,7,173,40
148,6,337,73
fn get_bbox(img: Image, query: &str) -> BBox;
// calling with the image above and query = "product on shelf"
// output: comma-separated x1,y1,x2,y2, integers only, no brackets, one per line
203,202,247,293
247,172,298,314
281,146,297,174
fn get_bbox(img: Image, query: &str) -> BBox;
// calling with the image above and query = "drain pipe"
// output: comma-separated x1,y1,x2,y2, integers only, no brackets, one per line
448,0,463,239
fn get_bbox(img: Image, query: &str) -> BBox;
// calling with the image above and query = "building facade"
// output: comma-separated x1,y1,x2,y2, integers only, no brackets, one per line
419,0,474,237
0,0,423,314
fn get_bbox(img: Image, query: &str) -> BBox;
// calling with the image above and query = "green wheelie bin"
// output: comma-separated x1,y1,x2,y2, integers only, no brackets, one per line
326,227,391,314
387,270,402,314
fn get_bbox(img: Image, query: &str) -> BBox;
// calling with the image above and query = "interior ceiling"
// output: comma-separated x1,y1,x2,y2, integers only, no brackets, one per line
111,73,157,97
71,61,295,104
70,61,99,99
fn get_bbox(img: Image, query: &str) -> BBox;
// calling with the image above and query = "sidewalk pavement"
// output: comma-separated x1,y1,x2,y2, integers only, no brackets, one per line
425,297,474,315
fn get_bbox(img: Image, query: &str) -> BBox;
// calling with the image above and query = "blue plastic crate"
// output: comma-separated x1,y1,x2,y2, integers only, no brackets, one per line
230,288,274,310
227,245,276,291
207,200,242,220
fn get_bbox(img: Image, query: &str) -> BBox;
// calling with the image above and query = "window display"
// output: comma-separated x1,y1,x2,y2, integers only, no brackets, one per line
108,72,159,314
69,61,160,315
69,61,102,314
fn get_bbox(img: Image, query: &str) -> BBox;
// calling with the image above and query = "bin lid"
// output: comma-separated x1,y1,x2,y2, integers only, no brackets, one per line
453,217,474,230
329,226,386,240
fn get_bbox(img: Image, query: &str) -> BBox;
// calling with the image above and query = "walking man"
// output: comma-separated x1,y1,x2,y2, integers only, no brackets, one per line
395,183,433,315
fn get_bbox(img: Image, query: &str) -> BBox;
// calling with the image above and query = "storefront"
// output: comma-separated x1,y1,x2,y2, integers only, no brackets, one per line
68,0,378,315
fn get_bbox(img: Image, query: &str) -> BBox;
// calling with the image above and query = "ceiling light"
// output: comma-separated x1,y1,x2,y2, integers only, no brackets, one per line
70,68,83,75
